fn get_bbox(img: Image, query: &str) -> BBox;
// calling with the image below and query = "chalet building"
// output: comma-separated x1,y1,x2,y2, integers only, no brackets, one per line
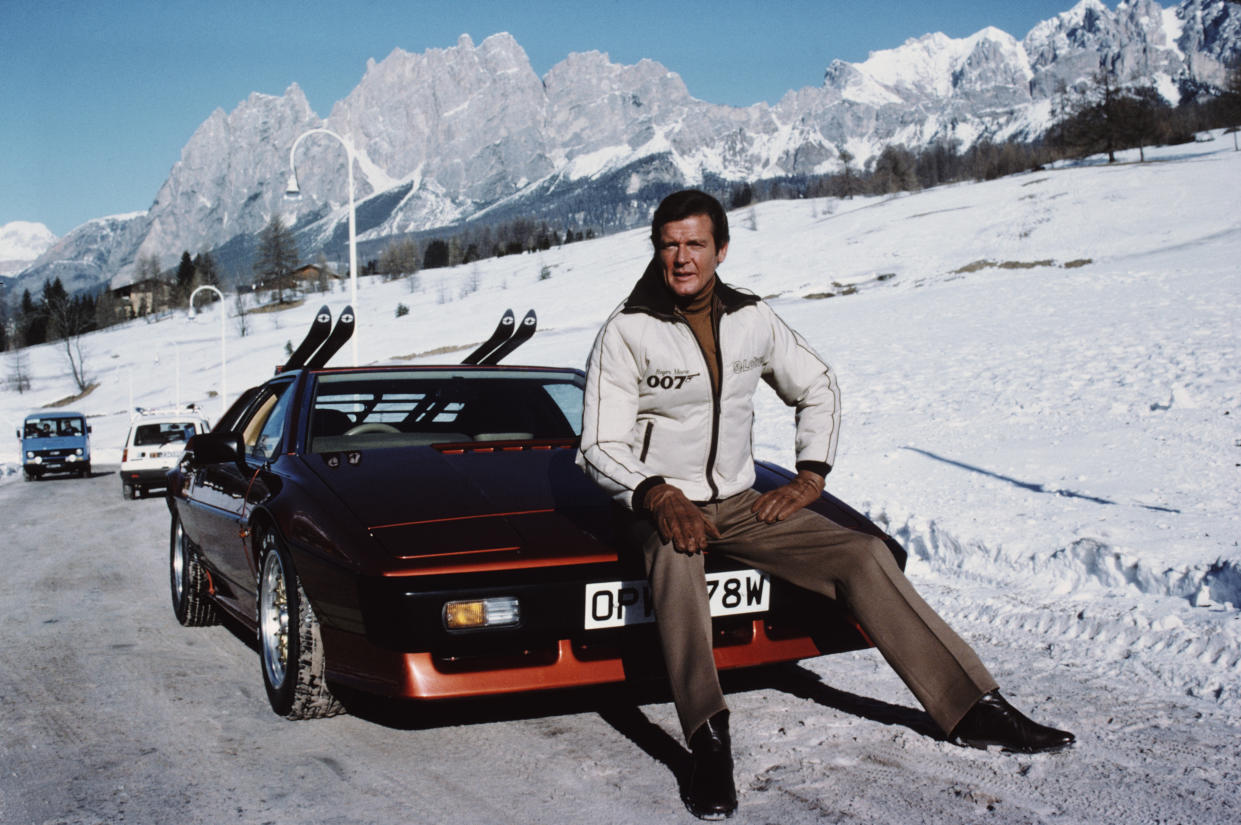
108,272,173,319
254,264,340,294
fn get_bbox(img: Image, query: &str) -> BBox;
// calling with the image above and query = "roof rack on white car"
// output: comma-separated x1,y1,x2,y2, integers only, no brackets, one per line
130,403,202,420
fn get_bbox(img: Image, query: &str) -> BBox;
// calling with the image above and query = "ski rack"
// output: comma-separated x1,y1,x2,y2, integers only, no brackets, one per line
276,304,531,374
462,308,537,365
277,304,355,373
129,403,202,422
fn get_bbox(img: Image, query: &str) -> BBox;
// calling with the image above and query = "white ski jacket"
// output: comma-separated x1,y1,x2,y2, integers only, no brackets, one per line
577,265,841,510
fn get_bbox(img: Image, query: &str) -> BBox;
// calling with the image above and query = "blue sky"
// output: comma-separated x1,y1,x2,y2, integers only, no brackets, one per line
1,0,1081,237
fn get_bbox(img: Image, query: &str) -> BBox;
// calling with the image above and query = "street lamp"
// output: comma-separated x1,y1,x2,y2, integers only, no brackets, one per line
286,128,359,366
172,339,180,408
189,285,228,417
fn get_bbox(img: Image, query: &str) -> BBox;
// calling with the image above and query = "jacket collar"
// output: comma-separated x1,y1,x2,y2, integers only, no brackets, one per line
622,258,759,320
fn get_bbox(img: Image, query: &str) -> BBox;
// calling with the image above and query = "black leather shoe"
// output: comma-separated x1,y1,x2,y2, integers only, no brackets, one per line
684,710,737,820
951,690,1075,753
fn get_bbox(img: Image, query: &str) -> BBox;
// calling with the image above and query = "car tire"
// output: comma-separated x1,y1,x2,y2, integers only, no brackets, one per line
170,515,220,627
257,525,344,720
123,483,135,500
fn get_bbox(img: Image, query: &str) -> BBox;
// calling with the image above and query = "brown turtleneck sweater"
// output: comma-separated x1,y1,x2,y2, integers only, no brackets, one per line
675,277,720,396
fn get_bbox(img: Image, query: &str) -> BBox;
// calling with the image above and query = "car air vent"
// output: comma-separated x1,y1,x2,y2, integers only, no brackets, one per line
433,437,577,455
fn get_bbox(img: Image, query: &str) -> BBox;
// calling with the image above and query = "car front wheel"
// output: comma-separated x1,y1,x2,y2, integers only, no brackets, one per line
170,515,219,627
257,526,343,720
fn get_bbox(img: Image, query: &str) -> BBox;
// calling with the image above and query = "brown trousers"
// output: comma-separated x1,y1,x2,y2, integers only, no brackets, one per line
629,489,997,743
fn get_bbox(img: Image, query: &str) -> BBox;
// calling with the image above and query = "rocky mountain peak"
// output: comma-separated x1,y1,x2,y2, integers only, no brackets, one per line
0,222,58,277
9,1,1238,302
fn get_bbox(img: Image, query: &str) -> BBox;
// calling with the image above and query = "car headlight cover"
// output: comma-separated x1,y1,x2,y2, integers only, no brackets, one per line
443,596,520,630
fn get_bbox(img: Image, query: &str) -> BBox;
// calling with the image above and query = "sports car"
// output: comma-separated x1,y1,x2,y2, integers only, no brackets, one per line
167,306,907,719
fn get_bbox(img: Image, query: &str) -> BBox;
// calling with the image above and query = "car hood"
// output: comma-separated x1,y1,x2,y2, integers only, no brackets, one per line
304,445,621,564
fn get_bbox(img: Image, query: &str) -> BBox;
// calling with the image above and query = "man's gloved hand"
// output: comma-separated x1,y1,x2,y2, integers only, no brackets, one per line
751,469,824,523
644,483,721,554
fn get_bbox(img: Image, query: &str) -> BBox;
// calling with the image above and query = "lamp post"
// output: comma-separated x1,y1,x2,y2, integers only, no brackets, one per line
189,285,228,417
172,339,180,408
286,128,359,366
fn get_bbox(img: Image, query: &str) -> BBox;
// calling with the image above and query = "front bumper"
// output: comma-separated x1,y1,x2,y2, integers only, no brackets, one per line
119,467,174,488
24,453,88,474
326,565,867,700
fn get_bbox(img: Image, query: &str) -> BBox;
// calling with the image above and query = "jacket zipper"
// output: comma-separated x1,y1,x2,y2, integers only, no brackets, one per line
639,421,654,462
679,314,723,502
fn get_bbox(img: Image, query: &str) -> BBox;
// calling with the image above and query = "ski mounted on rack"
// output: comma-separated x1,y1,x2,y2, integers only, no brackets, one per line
461,308,537,365
461,309,515,364
277,305,355,373
278,305,332,373
305,305,355,369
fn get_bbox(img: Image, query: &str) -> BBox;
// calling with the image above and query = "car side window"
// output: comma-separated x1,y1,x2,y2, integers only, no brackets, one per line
240,383,295,463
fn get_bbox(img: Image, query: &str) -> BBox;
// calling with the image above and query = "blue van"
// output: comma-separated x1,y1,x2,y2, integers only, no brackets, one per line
18,411,92,479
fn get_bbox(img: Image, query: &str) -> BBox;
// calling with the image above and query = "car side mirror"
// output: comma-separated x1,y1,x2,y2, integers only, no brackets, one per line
184,431,244,468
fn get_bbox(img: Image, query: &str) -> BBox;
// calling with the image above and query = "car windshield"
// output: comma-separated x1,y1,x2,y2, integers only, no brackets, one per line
133,422,199,446
308,369,583,453
24,417,85,438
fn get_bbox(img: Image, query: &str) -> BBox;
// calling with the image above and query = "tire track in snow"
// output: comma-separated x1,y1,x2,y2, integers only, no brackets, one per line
872,510,1241,710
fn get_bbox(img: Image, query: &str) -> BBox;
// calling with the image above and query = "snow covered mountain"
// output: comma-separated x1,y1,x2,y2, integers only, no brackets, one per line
10,0,1239,300
0,221,57,277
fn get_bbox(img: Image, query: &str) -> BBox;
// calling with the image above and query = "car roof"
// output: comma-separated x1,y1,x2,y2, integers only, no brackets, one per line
26,410,85,420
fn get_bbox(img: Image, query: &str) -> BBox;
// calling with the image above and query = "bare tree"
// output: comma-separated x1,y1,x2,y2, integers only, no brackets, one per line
45,292,94,393
314,252,333,293
836,145,857,199
378,238,419,281
233,291,249,338
134,253,167,315
7,335,32,393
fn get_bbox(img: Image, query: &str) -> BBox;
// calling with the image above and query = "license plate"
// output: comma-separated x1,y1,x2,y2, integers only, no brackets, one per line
583,569,770,630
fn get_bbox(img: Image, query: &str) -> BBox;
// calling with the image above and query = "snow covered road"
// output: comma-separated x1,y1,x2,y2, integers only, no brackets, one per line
0,470,1236,824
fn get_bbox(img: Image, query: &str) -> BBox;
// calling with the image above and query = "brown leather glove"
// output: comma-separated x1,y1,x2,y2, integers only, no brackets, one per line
750,469,824,523
644,483,721,554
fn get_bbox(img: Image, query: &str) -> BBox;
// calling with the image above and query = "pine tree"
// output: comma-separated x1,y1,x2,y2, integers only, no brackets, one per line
1225,64,1241,151
19,289,46,345
193,251,220,287
175,251,196,305
252,216,299,303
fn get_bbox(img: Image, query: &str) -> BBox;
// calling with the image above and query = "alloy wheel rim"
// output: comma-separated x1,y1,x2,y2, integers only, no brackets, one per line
172,521,186,603
259,539,290,688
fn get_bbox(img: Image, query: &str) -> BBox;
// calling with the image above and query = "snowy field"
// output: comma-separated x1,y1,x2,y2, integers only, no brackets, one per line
2,133,1239,817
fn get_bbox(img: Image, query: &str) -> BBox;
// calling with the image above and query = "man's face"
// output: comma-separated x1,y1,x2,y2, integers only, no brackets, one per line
656,214,729,299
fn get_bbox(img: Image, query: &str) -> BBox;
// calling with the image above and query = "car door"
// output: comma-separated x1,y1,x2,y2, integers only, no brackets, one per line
188,380,295,615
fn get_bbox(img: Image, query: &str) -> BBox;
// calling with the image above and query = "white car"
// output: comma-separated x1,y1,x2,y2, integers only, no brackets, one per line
119,407,212,499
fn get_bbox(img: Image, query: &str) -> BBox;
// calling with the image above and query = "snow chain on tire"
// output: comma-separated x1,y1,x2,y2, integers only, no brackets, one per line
171,516,220,627
257,525,345,720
